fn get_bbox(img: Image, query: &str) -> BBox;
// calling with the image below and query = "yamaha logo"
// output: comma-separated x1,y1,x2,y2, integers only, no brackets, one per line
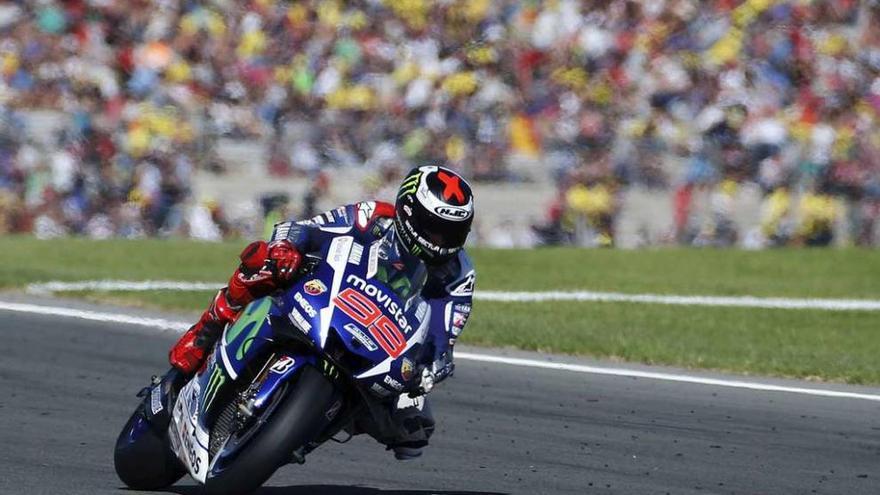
434,206,470,220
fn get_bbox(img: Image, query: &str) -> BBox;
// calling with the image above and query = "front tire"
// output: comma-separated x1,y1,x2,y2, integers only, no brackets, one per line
203,365,338,495
114,404,185,490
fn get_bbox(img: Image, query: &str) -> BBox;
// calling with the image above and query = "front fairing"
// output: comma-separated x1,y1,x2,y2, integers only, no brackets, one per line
281,235,431,397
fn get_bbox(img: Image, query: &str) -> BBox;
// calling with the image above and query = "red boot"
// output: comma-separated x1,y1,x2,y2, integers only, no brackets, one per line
169,289,240,374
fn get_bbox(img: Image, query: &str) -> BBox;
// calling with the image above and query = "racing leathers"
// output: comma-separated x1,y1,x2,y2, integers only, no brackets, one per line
168,200,475,457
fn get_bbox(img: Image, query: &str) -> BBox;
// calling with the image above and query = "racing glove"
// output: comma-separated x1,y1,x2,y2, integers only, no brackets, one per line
409,366,435,398
227,240,302,304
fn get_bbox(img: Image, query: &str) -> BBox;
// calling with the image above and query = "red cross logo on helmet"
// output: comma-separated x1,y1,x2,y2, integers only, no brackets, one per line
437,171,466,204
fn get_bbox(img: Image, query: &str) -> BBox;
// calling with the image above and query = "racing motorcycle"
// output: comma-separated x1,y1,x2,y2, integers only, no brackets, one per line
114,233,432,494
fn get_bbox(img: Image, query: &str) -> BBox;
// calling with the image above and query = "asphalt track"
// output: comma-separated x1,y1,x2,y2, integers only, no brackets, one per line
1,310,879,495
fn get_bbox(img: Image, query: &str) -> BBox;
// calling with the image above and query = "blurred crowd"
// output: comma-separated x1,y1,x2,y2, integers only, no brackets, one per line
530,0,880,248
0,0,879,246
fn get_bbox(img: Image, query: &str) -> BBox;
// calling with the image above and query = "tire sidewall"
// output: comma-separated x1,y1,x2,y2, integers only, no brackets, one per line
113,404,185,490
203,366,339,495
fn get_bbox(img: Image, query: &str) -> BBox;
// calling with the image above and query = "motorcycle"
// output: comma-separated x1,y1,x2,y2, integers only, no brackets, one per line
114,233,432,494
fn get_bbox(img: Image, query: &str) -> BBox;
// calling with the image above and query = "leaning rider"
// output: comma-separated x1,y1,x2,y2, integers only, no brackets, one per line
167,165,476,459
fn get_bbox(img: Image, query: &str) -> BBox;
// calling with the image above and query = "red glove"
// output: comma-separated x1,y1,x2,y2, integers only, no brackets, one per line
266,239,302,282
227,240,302,304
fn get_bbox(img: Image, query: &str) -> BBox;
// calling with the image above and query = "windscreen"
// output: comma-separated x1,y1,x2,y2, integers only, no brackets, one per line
373,229,427,310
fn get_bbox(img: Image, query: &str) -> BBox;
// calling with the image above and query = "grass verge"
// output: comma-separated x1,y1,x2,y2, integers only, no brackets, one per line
1,236,878,384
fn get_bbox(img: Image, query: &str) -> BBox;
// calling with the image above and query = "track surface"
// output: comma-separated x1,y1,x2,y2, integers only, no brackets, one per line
1,310,879,495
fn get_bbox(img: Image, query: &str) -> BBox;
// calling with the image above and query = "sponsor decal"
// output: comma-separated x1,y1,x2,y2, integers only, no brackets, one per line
454,303,472,314
401,358,415,382
329,236,352,264
203,366,225,412
367,242,380,279
150,385,164,415
415,300,428,323
370,382,393,397
294,292,317,318
436,170,466,203
452,311,468,329
335,286,408,358
288,308,312,333
449,271,475,297
434,205,471,221
356,202,376,231
321,359,340,379
182,421,202,475
345,274,413,333
401,217,457,257
270,356,296,374
272,221,293,241
343,323,379,351
225,298,273,361
383,375,405,392
304,279,327,296
398,171,422,197
348,242,364,265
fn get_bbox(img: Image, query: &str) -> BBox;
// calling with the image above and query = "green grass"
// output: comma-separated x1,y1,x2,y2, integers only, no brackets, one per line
468,302,880,384
1,236,879,384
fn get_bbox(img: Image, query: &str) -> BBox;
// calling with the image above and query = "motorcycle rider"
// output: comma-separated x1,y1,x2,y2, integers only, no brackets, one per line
167,165,475,459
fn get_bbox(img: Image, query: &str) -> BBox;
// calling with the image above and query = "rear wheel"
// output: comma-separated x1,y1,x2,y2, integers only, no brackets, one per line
203,365,338,495
114,404,185,490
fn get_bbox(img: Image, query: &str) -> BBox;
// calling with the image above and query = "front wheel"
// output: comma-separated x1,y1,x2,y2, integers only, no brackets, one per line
114,404,185,490
204,365,339,495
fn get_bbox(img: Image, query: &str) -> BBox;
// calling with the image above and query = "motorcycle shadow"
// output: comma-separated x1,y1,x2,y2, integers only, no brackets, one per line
164,485,507,495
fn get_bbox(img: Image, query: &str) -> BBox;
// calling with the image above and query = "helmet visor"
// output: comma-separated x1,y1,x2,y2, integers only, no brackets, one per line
412,206,471,251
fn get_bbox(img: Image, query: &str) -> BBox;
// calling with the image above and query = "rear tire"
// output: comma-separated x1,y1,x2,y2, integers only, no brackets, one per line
203,366,338,495
114,405,185,490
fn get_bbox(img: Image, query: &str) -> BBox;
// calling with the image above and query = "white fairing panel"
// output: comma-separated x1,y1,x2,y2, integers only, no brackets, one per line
169,377,210,484
320,236,354,347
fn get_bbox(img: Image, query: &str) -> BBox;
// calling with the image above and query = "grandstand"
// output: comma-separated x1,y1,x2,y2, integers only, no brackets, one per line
1,0,878,247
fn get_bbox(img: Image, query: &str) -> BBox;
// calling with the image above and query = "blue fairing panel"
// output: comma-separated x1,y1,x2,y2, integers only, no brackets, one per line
252,353,318,410
217,298,277,381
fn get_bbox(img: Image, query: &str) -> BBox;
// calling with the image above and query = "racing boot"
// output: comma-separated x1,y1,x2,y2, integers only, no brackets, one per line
387,395,435,460
169,288,240,375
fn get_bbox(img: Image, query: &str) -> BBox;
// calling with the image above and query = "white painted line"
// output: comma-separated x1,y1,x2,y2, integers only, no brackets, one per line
454,352,880,403
1,300,879,402
25,280,219,295
476,291,880,311
24,280,880,312
0,301,189,332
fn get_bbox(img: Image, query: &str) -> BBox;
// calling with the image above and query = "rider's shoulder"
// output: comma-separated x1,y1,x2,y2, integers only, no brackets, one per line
347,201,395,232
426,249,475,299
